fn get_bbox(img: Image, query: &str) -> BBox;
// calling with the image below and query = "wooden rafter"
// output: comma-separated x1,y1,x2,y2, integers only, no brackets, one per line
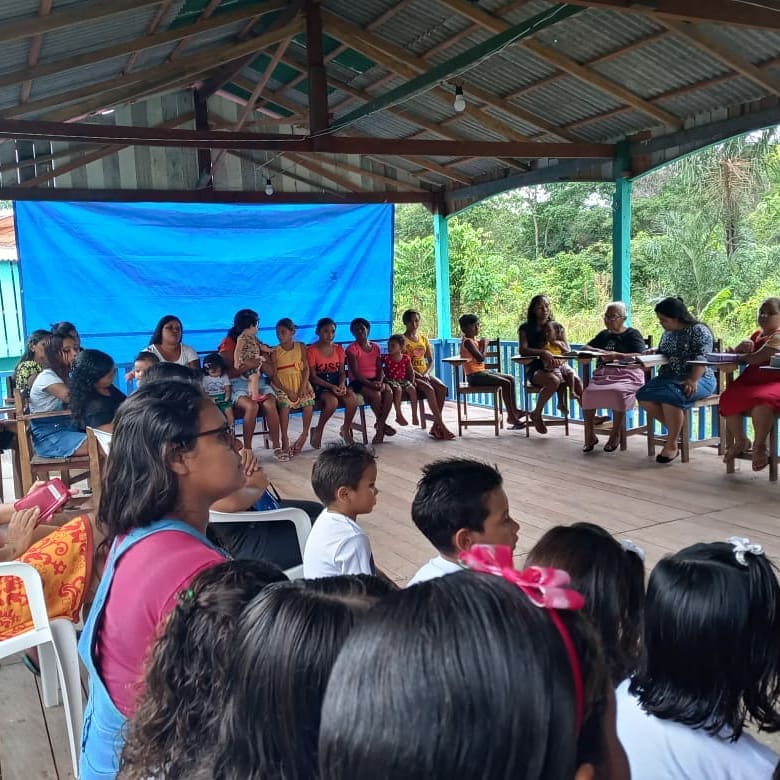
169,0,223,60
123,0,176,74
0,118,615,158
661,20,780,96
1,184,437,205
562,0,780,30
305,0,329,133
4,20,304,122
437,0,682,129
207,37,294,184
319,10,577,142
21,0,52,104
0,0,287,91
0,0,162,45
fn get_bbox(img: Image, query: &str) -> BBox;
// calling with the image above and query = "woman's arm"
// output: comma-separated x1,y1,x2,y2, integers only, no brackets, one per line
518,327,557,368
210,450,270,513
299,344,312,387
44,381,70,402
422,340,435,376
346,349,370,382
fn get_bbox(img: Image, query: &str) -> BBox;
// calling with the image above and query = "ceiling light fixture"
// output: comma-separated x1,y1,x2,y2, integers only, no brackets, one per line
264,177,274,196
453,85,466,113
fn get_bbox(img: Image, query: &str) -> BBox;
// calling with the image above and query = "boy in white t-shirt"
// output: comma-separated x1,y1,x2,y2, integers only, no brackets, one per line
303,443,379,578
407,458,519,587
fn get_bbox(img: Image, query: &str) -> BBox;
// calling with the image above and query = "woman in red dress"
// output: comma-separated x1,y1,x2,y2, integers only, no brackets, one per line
720,297,780,471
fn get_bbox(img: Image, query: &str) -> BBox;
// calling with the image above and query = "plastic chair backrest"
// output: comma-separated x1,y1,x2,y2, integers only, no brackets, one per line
0,561,83,777
208,506,311,579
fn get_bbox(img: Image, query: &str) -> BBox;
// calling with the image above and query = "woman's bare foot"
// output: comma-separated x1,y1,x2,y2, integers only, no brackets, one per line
723,437,752,462
531,411,548,434
291,433,307,455
412,414,420,426
372,425,385,445
752,445,769,472
383,424,396,437
395,412,409,426
310,427,323,450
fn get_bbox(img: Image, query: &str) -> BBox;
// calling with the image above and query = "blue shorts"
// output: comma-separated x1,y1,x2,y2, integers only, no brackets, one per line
231,376,274,402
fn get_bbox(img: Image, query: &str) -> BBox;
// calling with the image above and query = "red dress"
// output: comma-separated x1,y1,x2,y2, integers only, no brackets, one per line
719,329,780,416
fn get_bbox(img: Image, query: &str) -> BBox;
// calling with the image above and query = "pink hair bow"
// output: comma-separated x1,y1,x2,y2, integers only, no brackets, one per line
459,544,585,611
459,544,586,734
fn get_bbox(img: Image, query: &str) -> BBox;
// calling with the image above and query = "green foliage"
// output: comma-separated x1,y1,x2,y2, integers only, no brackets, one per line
393,131,780,346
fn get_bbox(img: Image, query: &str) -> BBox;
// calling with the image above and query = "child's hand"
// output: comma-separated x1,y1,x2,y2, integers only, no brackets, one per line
239,448,261,476
6,507,39,557
541,351,558,369
333,383,346,396
258,343,273,355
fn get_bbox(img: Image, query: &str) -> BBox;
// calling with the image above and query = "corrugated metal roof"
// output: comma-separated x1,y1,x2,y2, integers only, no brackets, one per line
595,35,730,99
698,24,780,63
515,75,623,126
656,76,769,117
568,109,652,143
531,8,662,63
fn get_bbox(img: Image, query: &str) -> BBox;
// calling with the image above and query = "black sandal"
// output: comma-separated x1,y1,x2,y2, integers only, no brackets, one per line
582,436,599,453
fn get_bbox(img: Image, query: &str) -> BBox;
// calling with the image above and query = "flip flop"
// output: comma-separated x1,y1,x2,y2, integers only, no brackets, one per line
273,448,292,462
383,424,397,437
583,436,599,453
752,448,770,472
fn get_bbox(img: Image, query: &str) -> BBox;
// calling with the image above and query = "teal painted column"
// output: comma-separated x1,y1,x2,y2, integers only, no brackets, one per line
612,140,632,315
433,211,452,338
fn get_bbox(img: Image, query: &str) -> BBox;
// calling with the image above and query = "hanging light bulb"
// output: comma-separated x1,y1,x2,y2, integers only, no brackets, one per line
453,85,466,113
264,177,274,196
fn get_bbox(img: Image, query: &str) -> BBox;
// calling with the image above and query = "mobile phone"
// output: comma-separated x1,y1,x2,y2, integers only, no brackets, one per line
13,478,71,524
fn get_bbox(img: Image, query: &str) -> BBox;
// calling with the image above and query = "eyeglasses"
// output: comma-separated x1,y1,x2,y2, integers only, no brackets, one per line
194,424,241,449
604,314,624,320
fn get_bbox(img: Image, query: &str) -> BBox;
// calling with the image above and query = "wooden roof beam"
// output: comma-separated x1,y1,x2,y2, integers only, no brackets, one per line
661,20,780,96
439,0,682,129
562,0,780,30
198,0,305,99
6,20,304,122
327,4,582,134
21,0,52,104
320,10,577,142
122,0,176,74
0,118,615,157
1,183,437,204
0,0,287,91
0,0,162,45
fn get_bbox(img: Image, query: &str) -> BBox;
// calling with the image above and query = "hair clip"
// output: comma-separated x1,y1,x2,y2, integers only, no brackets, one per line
620,539,645,561
459,544,585,734
726,536,764,567
178,588,195,602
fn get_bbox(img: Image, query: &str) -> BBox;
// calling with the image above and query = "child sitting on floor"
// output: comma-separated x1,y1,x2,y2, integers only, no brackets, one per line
542,320,584,410
201,353,234,426
407,458,518,586
234,312,272,402
303,443,380,578
526,522,646,686
458,313,525,428
382,334,418,426
616,537,780,779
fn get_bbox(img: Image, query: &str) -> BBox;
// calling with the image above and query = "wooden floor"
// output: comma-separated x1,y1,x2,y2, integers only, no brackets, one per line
3,401,780,775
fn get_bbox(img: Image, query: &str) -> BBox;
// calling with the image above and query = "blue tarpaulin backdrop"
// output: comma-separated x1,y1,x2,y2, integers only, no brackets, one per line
15,201,394,363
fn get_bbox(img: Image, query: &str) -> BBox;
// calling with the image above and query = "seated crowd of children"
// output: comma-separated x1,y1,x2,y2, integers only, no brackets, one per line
7,321,780,778
15,309,462,467
105,441,780,779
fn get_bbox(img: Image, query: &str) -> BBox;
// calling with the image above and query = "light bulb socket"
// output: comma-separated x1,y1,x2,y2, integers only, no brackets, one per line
264,177,274,196
453,85,466,113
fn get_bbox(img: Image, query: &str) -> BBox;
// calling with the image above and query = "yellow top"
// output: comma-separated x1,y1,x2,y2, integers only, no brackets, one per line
404,333,430,374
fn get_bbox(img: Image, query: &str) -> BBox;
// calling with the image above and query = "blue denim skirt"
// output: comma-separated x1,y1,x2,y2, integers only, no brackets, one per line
31,417,86,457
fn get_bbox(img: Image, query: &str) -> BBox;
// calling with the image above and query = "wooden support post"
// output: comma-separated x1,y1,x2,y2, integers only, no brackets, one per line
612,139,632,316
433,211,452,339
305,0,329,133
193,88,212,190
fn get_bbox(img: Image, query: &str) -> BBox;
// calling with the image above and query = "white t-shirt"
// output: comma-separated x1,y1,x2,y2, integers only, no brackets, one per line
29,368,67,413
145,343,199,366
616,679,777,780
407,555,461,587
202,374,230,397
303,509,374,578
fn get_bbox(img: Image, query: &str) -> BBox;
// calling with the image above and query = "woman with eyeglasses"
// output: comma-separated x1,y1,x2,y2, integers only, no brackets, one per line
580,302,647,454
78,380,245,779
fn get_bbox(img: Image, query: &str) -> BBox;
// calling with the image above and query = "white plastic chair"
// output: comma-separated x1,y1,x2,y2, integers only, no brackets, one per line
87,427,112,455
209,507,311,579
0,561,83,777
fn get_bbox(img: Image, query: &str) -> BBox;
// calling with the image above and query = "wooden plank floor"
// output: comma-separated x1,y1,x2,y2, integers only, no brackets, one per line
3,402,780,774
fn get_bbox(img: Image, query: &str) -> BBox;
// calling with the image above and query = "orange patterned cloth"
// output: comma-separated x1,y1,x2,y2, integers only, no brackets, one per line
0,515,93,641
